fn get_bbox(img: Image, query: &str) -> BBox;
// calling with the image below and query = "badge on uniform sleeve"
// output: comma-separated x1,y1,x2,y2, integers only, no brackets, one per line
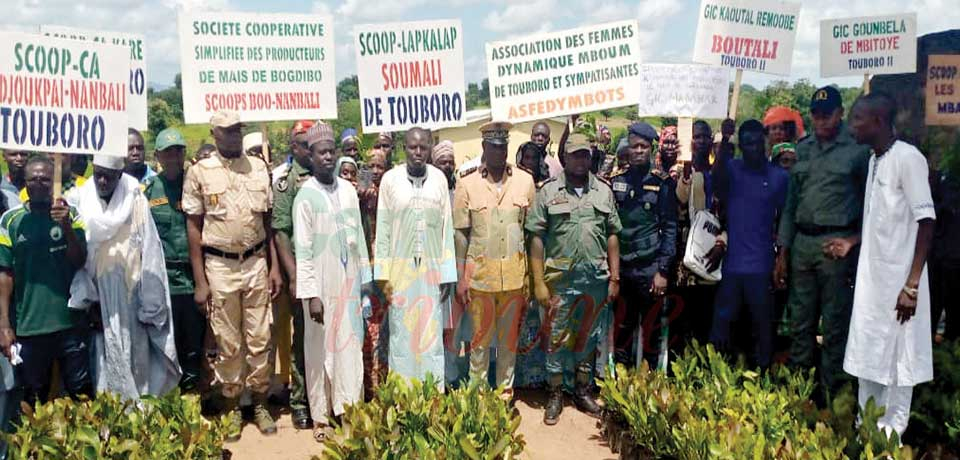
612,182,628,192
149,197,169,207
642,185,660,192
277,176,289,192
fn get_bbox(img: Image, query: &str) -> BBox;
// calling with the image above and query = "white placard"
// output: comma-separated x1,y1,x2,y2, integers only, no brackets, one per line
41,25,147,131
637,64,729,119
177,12,337,124
485,20,642,123
820,13,917,78
0,31,129,156
693,0,801,76
354,20,465,133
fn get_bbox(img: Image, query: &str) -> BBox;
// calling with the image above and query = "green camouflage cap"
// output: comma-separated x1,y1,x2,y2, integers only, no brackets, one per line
155,128,187,151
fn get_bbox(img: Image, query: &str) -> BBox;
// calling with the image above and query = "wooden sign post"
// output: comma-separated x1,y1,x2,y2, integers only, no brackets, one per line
53,153,63,201
728,69,744,120
863,74,871,95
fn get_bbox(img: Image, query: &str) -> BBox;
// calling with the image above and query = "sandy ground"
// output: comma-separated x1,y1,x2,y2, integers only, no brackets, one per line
227,389,616,460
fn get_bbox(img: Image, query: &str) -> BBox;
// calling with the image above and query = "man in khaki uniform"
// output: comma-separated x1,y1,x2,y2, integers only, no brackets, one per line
184,110,283,439
454,122,536,401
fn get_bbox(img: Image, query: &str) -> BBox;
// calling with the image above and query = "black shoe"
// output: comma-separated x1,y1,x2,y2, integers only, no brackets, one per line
573,384,601,418
292,408,313,430
543,390,563,426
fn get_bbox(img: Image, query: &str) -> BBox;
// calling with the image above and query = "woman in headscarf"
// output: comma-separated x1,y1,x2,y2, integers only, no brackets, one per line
358,147,388,398
335,156,359,188
762,106,805,150
516,141,550,186
340,129,361,160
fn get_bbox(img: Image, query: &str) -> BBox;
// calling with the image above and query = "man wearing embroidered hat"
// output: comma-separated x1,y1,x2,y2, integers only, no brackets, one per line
527,133,621,425
271,119,316,429
293,122,369,440
144,128,206,392
183,109,283,439
454,121,535,400
71,153,180,402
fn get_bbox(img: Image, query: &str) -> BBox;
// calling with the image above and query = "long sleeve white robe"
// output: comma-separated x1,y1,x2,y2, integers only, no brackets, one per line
294,177,370,422
70,175,180,401
373,165,457,386
843,141,936,387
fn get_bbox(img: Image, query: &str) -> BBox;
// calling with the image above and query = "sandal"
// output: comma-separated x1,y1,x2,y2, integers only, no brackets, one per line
313,425,333,443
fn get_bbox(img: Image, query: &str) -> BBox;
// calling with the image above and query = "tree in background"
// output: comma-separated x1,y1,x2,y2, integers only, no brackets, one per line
466,79,490,110
148,98,177,134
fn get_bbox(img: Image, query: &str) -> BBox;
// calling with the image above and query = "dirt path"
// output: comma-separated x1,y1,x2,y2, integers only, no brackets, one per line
227,389,615,460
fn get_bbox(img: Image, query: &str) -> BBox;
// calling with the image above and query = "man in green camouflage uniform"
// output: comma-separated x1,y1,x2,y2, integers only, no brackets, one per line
271,121,315,429
775,86,871,399
527,134,621,426
144,128,205,391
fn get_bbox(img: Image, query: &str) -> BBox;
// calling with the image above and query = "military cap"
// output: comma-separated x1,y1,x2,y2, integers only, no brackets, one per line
810,86,843,114
564,134,592,155
155,128,186,151
627,122,659,142
480,121,512,146
210,109,241,128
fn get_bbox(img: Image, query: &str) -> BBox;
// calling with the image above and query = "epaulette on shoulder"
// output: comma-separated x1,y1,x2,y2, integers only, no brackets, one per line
652,169,669,180
609,168,628,179
539,176,558,188
142,175,158,190
459,166,478,178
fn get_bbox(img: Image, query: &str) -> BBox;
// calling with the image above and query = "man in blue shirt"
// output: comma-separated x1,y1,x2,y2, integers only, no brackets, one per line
709,120,789,368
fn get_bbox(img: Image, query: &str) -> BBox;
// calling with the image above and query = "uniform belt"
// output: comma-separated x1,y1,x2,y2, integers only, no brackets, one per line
797,224,854,237
203,240,266,261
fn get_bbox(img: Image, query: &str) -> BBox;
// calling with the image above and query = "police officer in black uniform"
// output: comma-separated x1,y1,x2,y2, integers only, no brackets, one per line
610,122,678,365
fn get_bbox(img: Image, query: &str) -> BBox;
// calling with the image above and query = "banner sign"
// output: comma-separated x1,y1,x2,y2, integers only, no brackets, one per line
41,25,147,131
637,64,729,119
485,20,642,123
354,20,465,133
820,13,917,78
177,12,337,124
0,31,129,156
693,0,801,76
925,55,960,126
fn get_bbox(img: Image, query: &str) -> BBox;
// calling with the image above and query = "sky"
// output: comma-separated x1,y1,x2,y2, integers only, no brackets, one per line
2,0,957,91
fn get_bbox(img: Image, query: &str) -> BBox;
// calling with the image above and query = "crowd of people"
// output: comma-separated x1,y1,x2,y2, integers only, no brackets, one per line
0,85,954,446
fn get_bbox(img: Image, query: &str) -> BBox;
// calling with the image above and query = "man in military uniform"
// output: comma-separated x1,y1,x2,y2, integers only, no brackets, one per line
272,120,316,430
144,128,205,392
454,122,536,401
610,122,677,366
184,110,283,439
774,86,871,400
526,134,621,425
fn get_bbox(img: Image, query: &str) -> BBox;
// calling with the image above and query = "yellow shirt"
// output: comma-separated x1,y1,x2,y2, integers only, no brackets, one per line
453,165,536,292
182,152,272,253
